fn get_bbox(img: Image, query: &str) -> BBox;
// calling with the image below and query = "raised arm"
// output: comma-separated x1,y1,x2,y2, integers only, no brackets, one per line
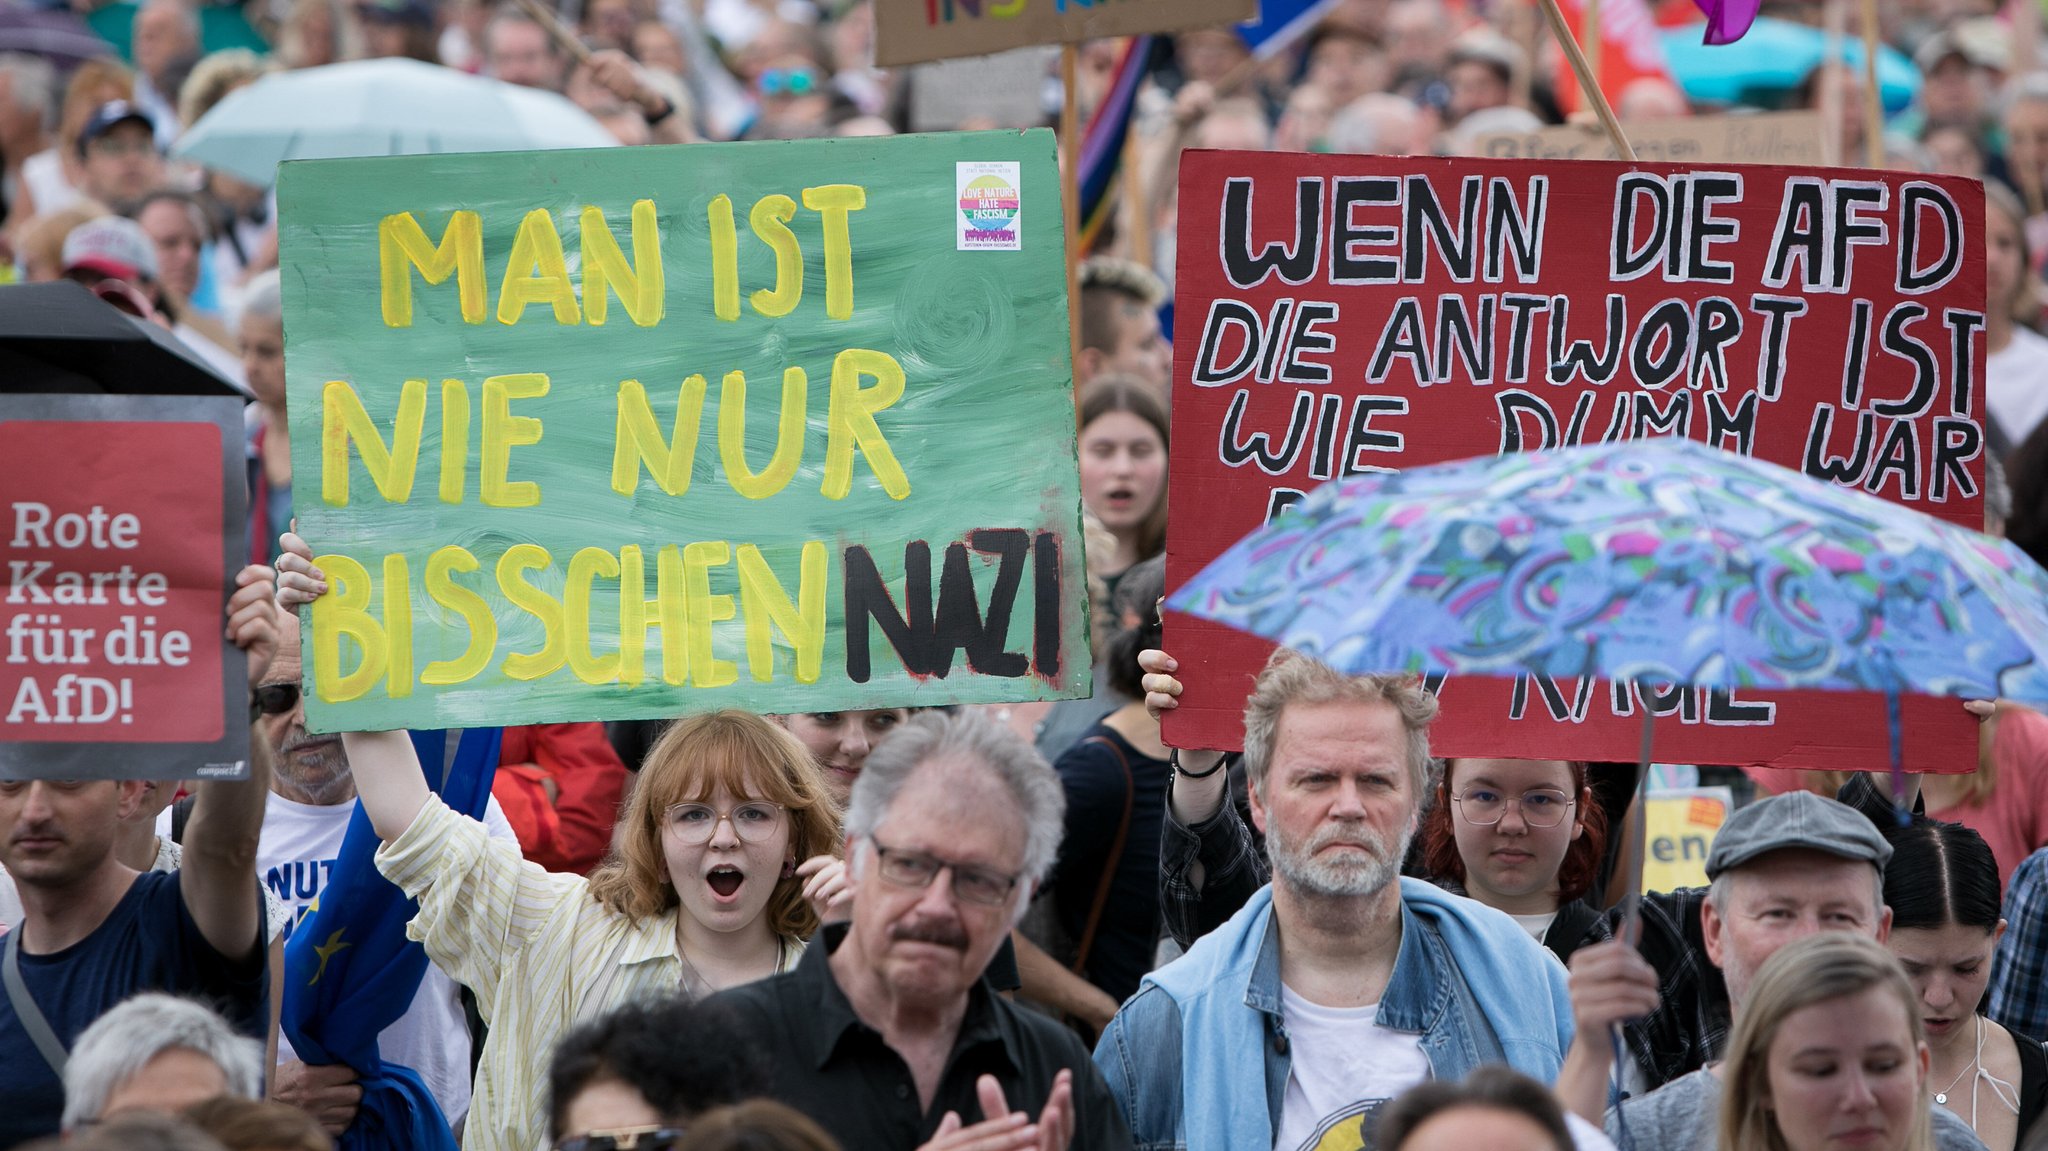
1139,650,1228,831
275,532,431,841
180,564,279,961
1141,648,1267,948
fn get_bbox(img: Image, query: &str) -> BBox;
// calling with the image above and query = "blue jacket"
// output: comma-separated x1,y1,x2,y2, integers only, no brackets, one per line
1092,879,1573,1151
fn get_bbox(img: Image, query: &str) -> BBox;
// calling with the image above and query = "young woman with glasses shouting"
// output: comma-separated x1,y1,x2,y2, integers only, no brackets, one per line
272,533,841,1151
1417,758,1608,964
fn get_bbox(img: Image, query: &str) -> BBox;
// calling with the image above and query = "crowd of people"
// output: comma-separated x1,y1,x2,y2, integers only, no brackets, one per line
13,0,2048,1149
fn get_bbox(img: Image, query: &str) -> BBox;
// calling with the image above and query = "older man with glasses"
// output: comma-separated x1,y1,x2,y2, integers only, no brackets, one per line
707,712,1131,1151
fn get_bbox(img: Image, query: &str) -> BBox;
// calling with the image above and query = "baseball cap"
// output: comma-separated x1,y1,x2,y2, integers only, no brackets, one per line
77,100,156,153
1704,790,1894,880
63,215,161,284
1448,30,1522,80
1914,19,2011,73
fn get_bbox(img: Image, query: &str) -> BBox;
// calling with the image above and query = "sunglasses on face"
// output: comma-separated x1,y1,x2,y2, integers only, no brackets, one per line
757,67,819,97
556,1127,688,1151
254,682,300,716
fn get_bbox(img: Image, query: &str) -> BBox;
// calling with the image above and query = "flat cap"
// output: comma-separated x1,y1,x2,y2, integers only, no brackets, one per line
1704,790,1893,880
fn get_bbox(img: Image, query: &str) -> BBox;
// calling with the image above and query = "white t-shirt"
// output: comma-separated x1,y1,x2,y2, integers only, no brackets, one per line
1274,985,1432,1151
1272,983,1617,1151
157,793,519,1128
1988,326,2048,450
1511,910,1559,942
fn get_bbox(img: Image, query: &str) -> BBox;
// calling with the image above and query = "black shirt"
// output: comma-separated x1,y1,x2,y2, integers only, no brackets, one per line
706,924,1131,1151
1050,725,1170,1004
0,871,269,1147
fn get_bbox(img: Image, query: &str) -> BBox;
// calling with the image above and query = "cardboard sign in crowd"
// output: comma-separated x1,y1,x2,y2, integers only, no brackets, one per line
873,0,1254,66
1,394,252,780
280,130,1090,734
1470,111,1826,166
1164,151,1988,772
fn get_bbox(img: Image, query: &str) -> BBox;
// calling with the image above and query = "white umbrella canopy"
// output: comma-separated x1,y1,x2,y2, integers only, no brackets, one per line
174,57,618,186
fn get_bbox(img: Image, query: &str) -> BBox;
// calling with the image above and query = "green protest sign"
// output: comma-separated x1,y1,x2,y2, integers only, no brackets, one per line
280,129,1088,734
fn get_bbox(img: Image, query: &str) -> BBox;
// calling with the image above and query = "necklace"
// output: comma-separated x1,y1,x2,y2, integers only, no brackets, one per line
1932,1016,1982,1107
677,936,787,997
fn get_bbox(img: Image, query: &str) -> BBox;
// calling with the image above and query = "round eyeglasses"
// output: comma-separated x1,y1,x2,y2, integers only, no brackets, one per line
1450,787,1575,828
663,801,786,845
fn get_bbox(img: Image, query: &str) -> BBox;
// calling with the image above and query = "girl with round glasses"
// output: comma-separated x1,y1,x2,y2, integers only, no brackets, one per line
1418,758,1608,963
273,534,840,1151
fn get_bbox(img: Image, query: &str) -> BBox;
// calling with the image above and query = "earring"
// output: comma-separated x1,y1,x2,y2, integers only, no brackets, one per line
781,859,796,879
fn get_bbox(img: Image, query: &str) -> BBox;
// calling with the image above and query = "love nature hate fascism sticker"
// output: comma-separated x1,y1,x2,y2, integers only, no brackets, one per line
957,161,1022,251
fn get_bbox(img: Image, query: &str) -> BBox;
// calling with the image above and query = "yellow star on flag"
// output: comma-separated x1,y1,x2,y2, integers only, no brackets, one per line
309,929,350,986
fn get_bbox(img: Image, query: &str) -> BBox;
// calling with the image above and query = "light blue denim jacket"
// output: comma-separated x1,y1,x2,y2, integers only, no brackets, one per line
1092,880,1572,1151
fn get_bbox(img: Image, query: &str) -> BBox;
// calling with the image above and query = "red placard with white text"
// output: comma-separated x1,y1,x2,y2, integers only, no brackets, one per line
2,395,250,779
1163,152,1987,772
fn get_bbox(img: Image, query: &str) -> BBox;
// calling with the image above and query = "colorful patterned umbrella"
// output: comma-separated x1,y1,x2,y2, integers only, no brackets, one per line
1170,436,2048,705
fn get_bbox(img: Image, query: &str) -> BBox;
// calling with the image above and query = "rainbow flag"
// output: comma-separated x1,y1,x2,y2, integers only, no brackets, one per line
1076,35,1153,256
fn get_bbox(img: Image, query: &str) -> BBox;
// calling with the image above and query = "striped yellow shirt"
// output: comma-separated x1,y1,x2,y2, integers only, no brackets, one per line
376,797,803,1151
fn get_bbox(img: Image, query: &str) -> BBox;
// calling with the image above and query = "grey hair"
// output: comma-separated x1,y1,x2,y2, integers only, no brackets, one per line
241,268,282,324
1241,647,1438,800
0,54,57,129
845,710,1066,887
62,993,263,1130
1326,93,1421,157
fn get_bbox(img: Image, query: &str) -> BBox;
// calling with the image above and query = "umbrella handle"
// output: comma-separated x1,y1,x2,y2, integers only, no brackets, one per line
1886,690,1909,826
1617,701,1651,948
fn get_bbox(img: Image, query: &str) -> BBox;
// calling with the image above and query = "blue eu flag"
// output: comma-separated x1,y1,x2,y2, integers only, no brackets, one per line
282,728,502,1151
1237,0,1346,57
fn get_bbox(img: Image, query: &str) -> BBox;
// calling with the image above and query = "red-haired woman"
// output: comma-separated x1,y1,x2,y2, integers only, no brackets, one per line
1419,758,1608,963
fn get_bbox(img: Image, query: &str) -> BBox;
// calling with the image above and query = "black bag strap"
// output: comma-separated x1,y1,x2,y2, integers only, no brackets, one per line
1069,736,1136,978
3,924,67,1077
170,794,197,845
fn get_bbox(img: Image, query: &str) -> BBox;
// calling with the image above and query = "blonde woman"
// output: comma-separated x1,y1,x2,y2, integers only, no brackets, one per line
1720,933,1934,1151
275,533,840,1151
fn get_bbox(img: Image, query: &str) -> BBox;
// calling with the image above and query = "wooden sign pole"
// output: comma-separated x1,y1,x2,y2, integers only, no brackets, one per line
1537,0,1636,161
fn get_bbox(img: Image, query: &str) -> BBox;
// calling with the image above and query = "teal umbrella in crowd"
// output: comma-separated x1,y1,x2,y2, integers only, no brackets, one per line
1172,437,2048,704
1659,17,1921,112
1171,436,2048,926
174,57,617,187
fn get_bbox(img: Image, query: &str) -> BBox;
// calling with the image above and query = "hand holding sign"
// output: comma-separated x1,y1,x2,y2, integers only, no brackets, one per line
226,565,279,688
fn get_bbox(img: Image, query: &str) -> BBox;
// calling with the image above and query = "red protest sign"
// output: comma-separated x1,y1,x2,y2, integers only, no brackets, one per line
1163,152,1987,772
2,395,250,779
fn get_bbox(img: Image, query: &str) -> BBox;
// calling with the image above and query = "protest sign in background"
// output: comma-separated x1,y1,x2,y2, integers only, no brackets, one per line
873,0,1254,67
1470,112,1826,166
280,130,1089,734
1,393,250,780
1641,787,1732,893
1163,151,1987,772
908,46,1059,131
